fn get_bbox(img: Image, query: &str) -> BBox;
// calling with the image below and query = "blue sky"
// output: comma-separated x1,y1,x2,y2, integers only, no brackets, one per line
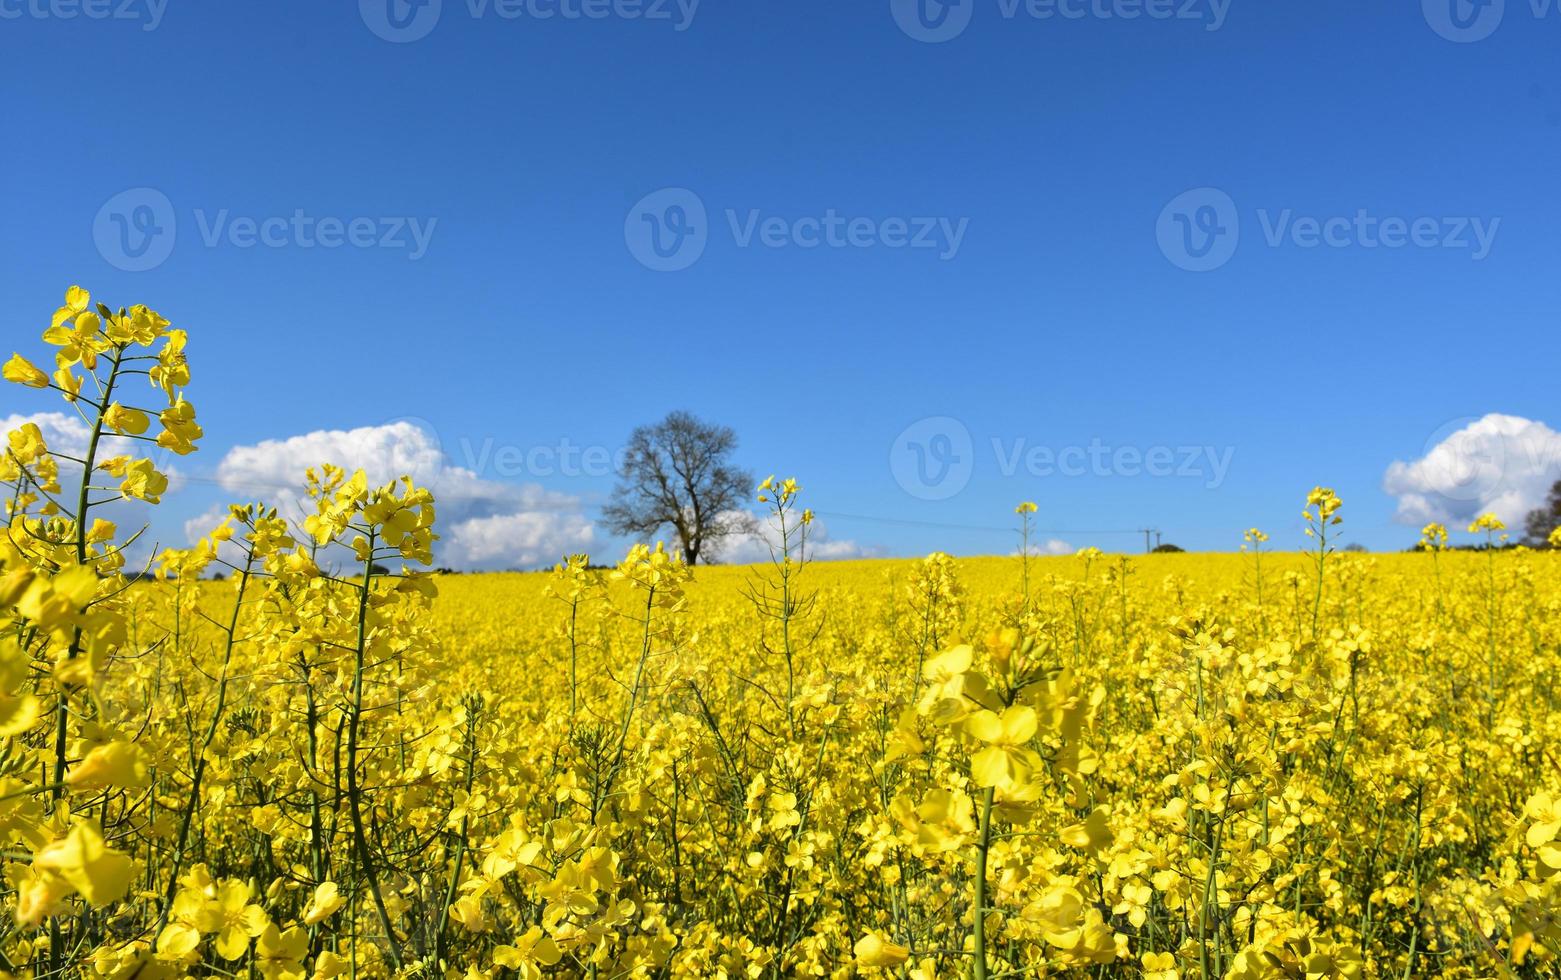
3,0,1559,565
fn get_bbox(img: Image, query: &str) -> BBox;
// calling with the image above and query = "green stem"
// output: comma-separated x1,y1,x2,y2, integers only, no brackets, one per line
48,347,125,974
972,786,995,980
346,534,404,969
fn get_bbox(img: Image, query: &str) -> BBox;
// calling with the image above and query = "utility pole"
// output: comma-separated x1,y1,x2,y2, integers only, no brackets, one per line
1139,528,1158,554
1155,530,1162,550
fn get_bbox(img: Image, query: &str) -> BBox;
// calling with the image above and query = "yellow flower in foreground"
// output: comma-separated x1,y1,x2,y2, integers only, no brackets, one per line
1059,808,1114,855
255,923,308,980
1026,883,1087,947
303,880,347,925
966,705,1042,790
114,458,171,503
201,880,269,960
33,823,135,907
9,863,74,926
1143,950,1180,980
50,284,91,330
66,741,150,791
52,364,82,402
157,396,203,455
156,920,202,963
493,926,562,978
891,788,976,853
1526,791,1561,847
312,950,347,980
854,932,910,968
150,328,190,396
8,423,48,464
3,353,49,388
42,308,105,369
103,402,151,436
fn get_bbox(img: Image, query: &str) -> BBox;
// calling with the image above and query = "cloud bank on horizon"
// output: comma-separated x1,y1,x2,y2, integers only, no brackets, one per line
1383,414,1561,531
155,412,1561,569
190,421,590,569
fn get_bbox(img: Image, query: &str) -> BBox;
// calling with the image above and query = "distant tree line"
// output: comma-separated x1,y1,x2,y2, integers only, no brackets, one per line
1525,479,1561,546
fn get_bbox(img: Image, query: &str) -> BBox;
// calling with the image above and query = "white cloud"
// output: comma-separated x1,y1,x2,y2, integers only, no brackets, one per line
1017,539,1075,557
444,512,594,568
1383,414,1561,528
209,421,598,570
183,505,229,543
214,421,446,497
712,510,879,565
180,504,251,567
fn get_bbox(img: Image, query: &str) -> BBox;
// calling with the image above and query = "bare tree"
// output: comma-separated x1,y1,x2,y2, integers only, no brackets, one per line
1524,479,1561,546
603,411,755,565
